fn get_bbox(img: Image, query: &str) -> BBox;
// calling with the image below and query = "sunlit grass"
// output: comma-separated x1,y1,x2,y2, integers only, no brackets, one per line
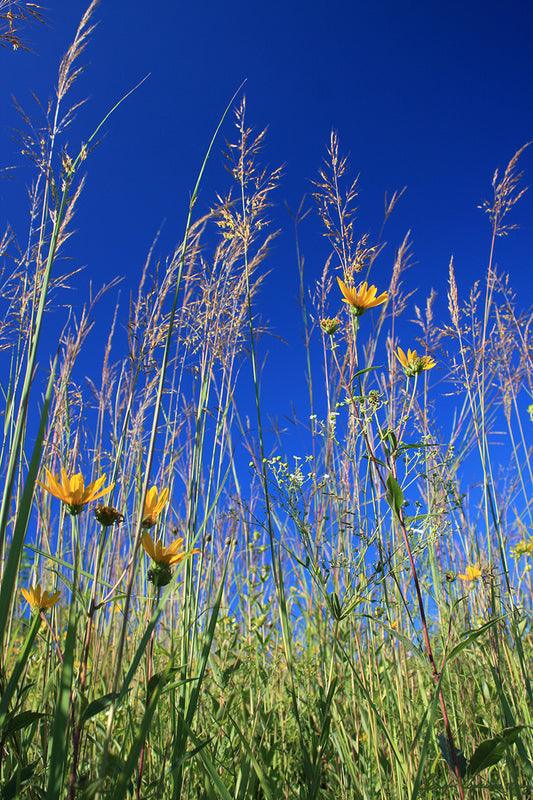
1,5,532,799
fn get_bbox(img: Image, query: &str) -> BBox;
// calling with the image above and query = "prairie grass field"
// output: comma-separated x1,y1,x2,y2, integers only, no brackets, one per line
1,4,533,799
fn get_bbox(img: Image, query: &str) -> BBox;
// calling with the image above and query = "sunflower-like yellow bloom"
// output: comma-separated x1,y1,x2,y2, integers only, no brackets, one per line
511,537,533,558
38,468,114,515
458,564,483,582
395,347,436,377
21,583,61,612
141,532,190,566
337,277,388,317
142,532,200,587
142,486,169,529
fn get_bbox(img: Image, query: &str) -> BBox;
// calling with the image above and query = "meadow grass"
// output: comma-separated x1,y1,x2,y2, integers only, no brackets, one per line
1,6,533,799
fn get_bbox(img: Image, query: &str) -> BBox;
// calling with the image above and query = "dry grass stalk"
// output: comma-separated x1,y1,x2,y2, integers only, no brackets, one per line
0,0,44,50
479,142,531,237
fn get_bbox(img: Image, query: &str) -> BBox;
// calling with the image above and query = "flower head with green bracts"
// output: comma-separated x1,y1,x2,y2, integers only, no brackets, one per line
320,317,341,335
21,583,61,612
38,468,114,515
142,532,200,587
395,347,436,377
142,486,169,529
337,277,388,317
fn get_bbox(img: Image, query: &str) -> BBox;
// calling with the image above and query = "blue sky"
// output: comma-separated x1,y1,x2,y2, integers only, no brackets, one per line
1,0,532,450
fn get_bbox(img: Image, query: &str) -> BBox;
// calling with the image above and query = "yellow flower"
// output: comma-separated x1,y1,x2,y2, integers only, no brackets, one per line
141,532,190,566
337,277,388,316
38,468,114,515
142,486,169,529
395,346,436,377
511,537,533,558
21,583,60,612
142,532,200,587
458,564,483,582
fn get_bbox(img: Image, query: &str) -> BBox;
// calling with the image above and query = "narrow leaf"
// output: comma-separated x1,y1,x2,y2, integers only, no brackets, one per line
467,726,525,780
437,732,468,779
385,473,404,520
80,693,119,725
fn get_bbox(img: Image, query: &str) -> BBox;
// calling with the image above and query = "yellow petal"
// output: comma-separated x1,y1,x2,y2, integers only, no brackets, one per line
61,468,73,496
39,469,65,501
165,538,184,556
395,347,407,367
141,532,156,560
154,487,169,515
84,476,113,503
145,487,157,511
45,590,61,608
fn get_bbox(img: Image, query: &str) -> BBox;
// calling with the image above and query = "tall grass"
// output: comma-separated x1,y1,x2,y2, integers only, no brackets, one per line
1,6,532,799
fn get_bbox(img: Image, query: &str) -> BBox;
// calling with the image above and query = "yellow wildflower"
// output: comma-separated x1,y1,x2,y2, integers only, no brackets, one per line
38,468,114,515
21,583,60,612
395,347,436,377
458,564,483,582
142,532,200,587
511,537,533,558
337,277,388,317
141,532,191,566
142,486,169,529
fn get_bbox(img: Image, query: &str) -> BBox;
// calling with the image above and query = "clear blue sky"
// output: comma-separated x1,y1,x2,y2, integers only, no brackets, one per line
1,0,532,445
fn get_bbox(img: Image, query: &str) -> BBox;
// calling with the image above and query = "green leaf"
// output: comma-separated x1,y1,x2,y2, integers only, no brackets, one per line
446,617,506,665
0,615,41,730
108,680,166,800
328,591,343,620
397,441,436,453
349,366,380,383
45,595,77,799
2,710,45,737
1,760,39,799
437,732,468,779
467,726,526,780
381,428,398,452
402,514,429,525
80,693,119,725
0,358,57,650
385,473,404,520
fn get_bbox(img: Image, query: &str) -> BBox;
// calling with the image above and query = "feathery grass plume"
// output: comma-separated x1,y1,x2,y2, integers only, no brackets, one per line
448,255,460,328
387,231,415,320
479,141,531,237
312,131,361,277
0,1,45,51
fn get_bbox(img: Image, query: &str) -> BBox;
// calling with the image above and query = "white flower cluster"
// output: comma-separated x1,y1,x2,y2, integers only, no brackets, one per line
310,407,342,440
266,454,314,493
